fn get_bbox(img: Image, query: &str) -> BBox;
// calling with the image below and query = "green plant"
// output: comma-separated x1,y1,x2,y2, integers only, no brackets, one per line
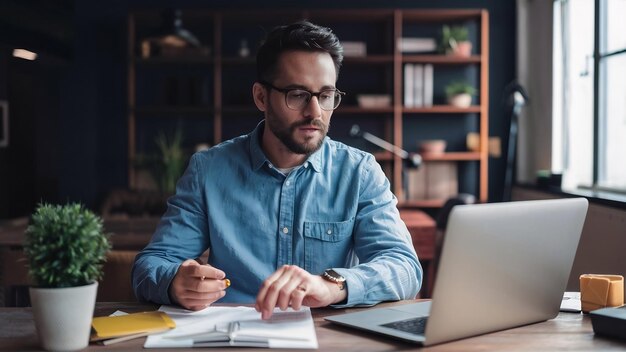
441,25,469,53
154,128,186,194
445,81,477,97
24,203,111,288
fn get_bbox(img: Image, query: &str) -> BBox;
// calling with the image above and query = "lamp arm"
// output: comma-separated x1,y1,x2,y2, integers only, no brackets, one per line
350,124,421,168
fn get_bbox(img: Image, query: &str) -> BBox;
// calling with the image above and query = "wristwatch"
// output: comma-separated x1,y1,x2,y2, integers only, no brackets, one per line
321,269,346,290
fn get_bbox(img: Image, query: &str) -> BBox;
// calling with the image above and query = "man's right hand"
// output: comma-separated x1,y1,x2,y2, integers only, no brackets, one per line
169,259,229,310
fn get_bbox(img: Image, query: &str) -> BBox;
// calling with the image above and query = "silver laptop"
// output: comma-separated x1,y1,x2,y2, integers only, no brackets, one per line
326,198,588,346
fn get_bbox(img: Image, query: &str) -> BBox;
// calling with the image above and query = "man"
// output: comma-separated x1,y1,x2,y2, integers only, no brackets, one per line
132,21,422,319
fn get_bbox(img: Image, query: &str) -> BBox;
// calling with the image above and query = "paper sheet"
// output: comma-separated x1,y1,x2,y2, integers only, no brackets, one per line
144,305,318,349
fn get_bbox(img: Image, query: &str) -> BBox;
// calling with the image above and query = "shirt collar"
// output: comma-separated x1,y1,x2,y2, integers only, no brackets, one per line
249,120,324,173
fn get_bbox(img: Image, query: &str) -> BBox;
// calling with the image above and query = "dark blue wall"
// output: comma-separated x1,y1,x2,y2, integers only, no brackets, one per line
34,0,516,212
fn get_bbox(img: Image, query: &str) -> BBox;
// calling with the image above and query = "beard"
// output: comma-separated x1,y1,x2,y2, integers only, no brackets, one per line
265,103,329,155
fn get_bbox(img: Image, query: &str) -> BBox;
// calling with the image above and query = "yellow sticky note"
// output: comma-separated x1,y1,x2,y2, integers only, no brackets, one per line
91,311,175,341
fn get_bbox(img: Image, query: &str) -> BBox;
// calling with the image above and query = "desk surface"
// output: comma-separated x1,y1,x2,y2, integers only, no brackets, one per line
0,300,624,351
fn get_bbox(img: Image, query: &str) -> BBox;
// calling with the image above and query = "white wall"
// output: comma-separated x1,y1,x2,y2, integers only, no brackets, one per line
513,186,626,291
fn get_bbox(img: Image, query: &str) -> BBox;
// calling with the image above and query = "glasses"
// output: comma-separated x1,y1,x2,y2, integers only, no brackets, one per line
260,81,346,111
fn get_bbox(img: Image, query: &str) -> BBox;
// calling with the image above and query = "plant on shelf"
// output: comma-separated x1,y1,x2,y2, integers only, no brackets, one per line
24,203,111,351
135,127,186,196
441,25,472,57
445,81,477,108
154,127,185,195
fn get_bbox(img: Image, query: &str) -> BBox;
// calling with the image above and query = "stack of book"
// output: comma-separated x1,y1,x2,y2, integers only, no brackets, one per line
397,37,437,53
404,64,434,108
342,41,367,57
406,162,458,200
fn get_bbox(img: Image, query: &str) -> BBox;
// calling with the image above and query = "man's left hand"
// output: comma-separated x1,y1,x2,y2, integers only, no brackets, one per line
255,265,347,320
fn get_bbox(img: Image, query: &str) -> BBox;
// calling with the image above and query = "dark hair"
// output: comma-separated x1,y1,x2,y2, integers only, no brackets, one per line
256,21,343,83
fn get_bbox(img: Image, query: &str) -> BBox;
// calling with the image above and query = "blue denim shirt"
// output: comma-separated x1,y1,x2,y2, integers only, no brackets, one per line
132,122,422,306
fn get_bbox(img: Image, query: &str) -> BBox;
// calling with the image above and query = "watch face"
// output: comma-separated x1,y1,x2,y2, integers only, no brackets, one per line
325,269,345,281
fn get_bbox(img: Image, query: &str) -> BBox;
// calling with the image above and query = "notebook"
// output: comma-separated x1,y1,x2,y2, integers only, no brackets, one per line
326,198,588,346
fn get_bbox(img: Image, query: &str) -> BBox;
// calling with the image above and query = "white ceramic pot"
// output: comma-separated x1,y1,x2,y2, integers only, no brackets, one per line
30,282,98,351
448,93,472,108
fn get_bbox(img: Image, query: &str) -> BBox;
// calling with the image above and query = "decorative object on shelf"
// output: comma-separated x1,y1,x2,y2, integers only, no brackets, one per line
398,37,437,53
445,81,476,108
440,25,472,57
24,203,111,351
155,128,186,195
341,41,367,57
238,39,250,58
134,126,186,196
356,94,391,108
140,8,210,58
419,139,447,155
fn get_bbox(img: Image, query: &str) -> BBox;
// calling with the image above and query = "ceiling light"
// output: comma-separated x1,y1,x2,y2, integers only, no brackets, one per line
13,49,38,61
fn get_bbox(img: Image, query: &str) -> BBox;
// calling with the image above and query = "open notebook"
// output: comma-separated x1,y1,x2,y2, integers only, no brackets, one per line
144,305,317,349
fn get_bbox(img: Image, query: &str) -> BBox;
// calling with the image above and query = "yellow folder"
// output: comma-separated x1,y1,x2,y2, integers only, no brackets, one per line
91,311,176,342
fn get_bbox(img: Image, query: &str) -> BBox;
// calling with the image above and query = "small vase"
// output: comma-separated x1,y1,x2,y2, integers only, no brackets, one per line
448,93,472,108
30,282,98,351
452,41,472,57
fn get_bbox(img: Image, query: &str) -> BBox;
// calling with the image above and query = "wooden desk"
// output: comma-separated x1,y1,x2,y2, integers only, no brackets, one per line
1,300,623,351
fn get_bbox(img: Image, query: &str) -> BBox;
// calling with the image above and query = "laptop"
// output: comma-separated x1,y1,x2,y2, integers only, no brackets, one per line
325,198,589,346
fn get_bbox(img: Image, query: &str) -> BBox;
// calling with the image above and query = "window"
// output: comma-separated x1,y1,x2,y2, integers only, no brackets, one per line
553,0,626,195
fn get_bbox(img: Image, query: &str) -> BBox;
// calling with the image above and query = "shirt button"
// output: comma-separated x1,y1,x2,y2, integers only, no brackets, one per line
282,227,289,234
285,180,290,186
304,163,309,168
327,229,332,235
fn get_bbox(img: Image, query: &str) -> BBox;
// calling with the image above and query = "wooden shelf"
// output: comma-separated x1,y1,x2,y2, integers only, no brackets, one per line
399,199,446,208
373,151,394,162
402,55,481,64
419,152,481,161
127,9,489,204
403,105,481,113
134,106,213,115
336,106,394,114
135,57,213,65
344,55,395,64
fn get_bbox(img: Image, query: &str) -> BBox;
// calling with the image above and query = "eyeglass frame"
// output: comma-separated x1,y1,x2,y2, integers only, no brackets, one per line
258,80,346,111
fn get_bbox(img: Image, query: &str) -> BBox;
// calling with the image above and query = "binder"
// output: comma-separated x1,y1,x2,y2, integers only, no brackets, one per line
404,64,415,107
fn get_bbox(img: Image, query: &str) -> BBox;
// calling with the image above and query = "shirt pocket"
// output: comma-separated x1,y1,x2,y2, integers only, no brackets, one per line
303,218,354,272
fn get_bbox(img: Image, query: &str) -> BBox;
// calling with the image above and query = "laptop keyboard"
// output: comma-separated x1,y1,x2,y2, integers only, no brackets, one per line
381,316,428,335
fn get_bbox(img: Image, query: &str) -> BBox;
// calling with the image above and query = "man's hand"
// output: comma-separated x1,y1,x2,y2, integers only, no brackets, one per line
169,259,230,311
255,265,347,320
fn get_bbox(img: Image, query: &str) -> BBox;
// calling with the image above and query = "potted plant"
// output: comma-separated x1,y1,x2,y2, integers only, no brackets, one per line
445,81,477,108
441,25,472,57
24,203,111,351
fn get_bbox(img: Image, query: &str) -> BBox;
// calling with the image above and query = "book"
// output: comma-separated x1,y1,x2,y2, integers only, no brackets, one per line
144,305,318,349
414,64,424,107
407,162,458,200
91,311,176,343
423,64,434,107
398,37,437,53
404,64,414,107
342,41,367,57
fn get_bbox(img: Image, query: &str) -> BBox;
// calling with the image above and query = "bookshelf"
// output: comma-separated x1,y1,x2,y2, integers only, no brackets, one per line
127,8,489,206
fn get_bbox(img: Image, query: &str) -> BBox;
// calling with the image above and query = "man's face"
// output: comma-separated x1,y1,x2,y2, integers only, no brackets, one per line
264,50,337,155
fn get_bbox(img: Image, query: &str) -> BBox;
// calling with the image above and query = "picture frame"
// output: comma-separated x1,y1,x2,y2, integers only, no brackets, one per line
0,100,8,148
